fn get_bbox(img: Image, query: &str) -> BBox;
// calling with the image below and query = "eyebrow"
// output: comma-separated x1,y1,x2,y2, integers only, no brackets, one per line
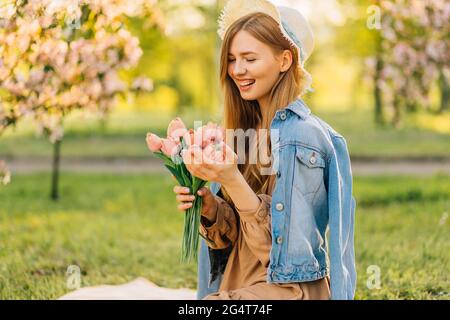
228,51,257,56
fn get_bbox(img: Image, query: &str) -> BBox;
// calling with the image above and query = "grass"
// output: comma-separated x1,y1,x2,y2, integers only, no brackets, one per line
0,172,449,299
316,109,450,159
353,175,450,299
0,108,449,159
0,173,196,299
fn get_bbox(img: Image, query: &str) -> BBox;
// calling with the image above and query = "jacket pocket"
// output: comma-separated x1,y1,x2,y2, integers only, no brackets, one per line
294,146,326,196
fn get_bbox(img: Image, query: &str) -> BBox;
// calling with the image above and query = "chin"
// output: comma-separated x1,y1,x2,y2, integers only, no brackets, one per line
240,95,254,101
240,92,259,101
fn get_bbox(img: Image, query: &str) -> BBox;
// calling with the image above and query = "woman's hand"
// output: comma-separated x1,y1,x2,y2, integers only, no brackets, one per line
173,184,218,222
181,142,239,186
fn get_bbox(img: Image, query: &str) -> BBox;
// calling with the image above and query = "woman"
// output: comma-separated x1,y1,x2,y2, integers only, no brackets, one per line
174,0,356,300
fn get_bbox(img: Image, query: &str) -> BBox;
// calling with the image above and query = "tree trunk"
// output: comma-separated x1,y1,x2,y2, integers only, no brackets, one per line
374,35,384,126
392,96,401,128
374,56,384,125
51,139,61,201
439,71,449,113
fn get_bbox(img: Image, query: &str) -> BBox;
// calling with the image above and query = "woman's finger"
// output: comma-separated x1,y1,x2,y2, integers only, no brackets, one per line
177,202,193,211
176,194,196,203
222,142,238,164
198,187,215,209
173,185,191,194
197,186,209,196
193,146,205,165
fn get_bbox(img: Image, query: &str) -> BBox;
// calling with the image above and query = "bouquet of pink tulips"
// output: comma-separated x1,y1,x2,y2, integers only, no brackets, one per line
146,118,226,263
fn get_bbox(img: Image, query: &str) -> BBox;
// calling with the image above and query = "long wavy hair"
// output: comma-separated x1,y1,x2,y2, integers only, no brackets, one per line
218,12,311,204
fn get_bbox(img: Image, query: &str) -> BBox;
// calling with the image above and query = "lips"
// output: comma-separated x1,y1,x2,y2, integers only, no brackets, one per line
237,79,255,92
238,80,255,87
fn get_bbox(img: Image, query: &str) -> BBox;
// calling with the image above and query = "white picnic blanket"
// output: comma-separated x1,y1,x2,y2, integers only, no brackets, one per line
58,277,197,300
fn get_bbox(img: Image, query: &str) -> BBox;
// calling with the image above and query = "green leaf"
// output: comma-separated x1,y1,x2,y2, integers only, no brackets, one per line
153,152,176,169
164,165,184,185
179,163,191,187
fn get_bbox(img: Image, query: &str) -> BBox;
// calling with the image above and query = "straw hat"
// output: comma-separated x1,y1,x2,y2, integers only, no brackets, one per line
217,0,315,66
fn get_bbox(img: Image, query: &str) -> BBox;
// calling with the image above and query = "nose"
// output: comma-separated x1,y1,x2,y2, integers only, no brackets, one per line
232,60,246,77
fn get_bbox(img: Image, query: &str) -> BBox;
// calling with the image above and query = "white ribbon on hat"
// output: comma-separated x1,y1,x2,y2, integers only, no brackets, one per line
280,20,306,65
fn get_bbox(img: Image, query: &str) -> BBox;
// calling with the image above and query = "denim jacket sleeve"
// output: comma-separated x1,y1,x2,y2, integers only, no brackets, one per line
326,134,357,300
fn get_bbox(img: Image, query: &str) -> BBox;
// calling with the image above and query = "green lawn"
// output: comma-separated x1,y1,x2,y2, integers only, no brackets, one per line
316,110,450,159
0,173,449,299
0,108,449,159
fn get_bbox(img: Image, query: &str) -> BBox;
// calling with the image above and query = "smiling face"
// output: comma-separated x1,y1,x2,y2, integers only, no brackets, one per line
227,30,291,106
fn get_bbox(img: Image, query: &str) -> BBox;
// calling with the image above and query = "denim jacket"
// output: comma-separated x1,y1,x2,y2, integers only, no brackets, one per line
197,98,357,300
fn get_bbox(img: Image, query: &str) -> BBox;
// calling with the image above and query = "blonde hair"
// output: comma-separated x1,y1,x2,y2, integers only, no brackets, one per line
218,12,311,204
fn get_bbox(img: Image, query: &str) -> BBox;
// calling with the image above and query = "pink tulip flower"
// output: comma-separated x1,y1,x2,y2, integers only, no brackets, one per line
167,117,188,143
202,122,224,147
213,142,226,163
192,122,225,149
160,138,179,157
146,133,163,152
182,128,195,147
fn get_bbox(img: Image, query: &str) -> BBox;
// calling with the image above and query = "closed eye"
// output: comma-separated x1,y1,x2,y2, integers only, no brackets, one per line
228,58,256,62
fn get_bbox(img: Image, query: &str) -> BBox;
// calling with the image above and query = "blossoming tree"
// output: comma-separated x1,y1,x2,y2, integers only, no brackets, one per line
0,0,158,197
367,0,449,126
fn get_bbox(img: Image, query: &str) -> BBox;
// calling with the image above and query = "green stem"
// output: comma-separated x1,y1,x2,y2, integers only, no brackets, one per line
180,194,204,263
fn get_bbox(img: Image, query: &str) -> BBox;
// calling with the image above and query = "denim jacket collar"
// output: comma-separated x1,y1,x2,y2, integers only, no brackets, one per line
277,98,311,120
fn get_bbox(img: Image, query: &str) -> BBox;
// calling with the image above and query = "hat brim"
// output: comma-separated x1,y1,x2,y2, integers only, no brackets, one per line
217,0,306,64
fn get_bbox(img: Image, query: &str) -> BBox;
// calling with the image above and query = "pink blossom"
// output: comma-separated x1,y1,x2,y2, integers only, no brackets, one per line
160,138,179,158
182,128,195,147
214,142,227,163
146,133,163,152
192,122,225,149
202,122,224,146
27,69,46,87
0,0,158,142
167,117,188,143
131,76,153,92
103,72,126,95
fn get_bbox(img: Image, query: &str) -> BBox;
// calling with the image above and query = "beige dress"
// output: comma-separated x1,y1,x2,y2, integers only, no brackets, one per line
199,175,330,300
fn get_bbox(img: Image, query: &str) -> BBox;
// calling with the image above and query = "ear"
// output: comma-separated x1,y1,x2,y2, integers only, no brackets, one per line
280,49,293,73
